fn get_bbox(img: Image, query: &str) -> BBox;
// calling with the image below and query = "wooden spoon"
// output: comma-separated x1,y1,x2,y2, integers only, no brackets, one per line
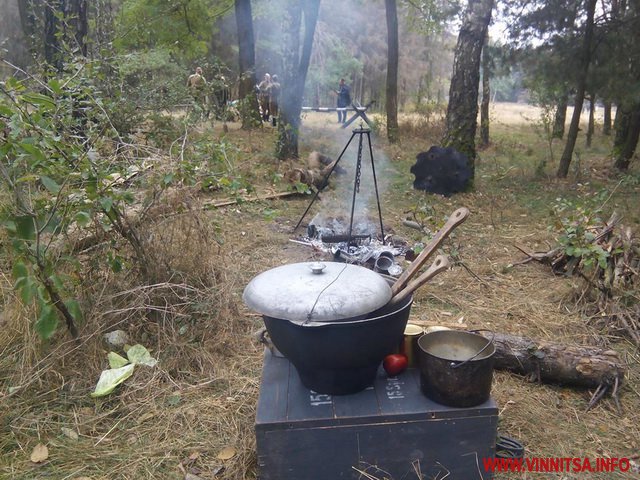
389,255,451,306
391,207,469,296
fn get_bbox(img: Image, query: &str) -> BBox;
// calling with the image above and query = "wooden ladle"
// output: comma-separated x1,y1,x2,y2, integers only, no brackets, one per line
391,207,470,296
389,254,450,306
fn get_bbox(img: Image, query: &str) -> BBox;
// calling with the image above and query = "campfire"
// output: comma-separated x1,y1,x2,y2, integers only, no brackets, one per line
291,212,406,274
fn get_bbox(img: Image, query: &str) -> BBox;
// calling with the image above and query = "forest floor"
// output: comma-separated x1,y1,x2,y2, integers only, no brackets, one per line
1,103,639,479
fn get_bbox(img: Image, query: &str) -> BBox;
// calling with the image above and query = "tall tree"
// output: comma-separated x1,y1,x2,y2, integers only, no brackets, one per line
479,32,490,147
44,0,64,71
276,0,320,160
19,0,88,70
385,0,399,143
609,0,640,170
586,94,595,147
235,0,261,128
67,0,88,57
556,0,596,178
603,102,612,135
441,0,494,178
613,104,640,170
552,93,568,139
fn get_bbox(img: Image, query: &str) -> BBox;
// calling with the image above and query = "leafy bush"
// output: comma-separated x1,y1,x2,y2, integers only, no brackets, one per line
0,69,158,338
550,193,612,270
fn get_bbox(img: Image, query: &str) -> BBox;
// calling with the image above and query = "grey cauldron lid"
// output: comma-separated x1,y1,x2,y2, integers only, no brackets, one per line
242,262,392,324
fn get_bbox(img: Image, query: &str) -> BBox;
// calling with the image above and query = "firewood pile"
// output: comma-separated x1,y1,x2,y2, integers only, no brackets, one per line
515,211,640,346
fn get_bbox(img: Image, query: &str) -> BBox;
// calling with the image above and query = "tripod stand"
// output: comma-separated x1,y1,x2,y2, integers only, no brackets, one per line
293,125,385,244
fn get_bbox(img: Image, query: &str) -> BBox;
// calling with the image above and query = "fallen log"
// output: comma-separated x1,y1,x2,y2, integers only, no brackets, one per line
480,332,625,411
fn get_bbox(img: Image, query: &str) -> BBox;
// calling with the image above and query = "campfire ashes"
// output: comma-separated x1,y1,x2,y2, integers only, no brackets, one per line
291,213,407,274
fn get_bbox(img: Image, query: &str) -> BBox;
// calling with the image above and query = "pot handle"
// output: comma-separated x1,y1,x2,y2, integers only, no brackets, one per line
450,329,495,369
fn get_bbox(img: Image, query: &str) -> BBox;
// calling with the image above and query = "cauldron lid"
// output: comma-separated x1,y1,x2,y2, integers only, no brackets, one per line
243,262,392,324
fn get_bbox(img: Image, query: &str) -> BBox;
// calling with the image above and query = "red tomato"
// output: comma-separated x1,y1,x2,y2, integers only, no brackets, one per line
383,354,408,376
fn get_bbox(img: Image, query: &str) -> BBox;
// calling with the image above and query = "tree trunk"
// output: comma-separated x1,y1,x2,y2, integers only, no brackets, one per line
44,0,64,71
614,103,640,170
482,332,625,389
442,0,494,181
3,0,31,69
603,101,612,135
66,0,88,57
479,32,490,148
586,94,595,147
276,0,320,160
235,0,261,129
552,94,568,139
385,0,399,144
17,0,39,57
556,0,597,178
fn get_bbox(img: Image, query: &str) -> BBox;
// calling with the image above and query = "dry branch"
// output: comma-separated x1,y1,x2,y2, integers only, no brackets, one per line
203,190,301,208
515,212,640,345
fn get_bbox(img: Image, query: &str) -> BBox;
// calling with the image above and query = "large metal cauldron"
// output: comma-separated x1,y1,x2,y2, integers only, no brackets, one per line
263,295,412,395
243,262,412,395
418,330,495,407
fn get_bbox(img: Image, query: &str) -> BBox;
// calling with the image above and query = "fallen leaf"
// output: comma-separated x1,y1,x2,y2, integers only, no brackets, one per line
126,344,157,367
216,446,236,460
108,351,129,368
61,427,79,440
184,474,203,480
30,443,49,463
189,451,200,461
90,364,135,398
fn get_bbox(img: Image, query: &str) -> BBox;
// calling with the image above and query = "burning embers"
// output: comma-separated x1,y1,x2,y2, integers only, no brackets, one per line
292,213,405,275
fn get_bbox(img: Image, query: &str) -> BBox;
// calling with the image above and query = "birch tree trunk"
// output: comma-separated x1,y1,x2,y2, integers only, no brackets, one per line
442,0,494,181
479,33,490,148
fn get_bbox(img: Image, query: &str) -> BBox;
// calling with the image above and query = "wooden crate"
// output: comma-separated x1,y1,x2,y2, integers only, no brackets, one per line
255,350,498,479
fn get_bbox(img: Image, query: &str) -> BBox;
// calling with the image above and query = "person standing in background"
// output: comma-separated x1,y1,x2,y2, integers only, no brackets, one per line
257,73,271,122
268,75,281,126
336,78,351,124
187,67,208,116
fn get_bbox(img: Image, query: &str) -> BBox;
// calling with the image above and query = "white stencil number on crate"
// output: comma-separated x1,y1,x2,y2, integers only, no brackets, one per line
385,377,405,400
309,391,332,406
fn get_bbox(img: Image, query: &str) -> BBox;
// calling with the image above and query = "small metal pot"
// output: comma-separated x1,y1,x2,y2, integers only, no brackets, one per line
418,330,495,407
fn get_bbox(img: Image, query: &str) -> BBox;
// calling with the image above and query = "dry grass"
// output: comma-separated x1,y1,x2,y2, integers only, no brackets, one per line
1,103,639,479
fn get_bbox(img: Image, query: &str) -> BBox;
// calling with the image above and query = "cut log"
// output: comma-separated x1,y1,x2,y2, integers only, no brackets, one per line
481,332,625,389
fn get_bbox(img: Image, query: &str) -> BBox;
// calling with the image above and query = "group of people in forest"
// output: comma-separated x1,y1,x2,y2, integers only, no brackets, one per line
186,66,230,120
187,67,351,127
256,73,281,126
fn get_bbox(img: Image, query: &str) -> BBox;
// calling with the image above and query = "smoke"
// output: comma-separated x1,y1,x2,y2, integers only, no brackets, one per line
304,120,392,239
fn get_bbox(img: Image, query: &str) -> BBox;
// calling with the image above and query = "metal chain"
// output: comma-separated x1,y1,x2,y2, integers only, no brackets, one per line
355,135,363,193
